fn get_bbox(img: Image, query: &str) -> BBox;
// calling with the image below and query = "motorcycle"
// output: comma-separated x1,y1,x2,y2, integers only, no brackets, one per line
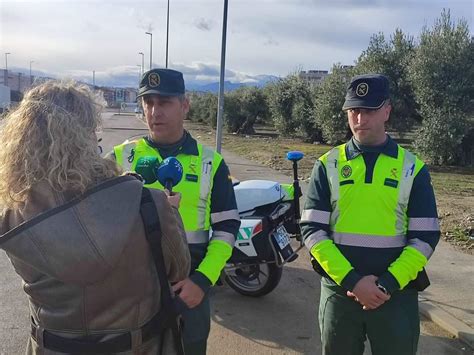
223,151,305,297
132,152,306,298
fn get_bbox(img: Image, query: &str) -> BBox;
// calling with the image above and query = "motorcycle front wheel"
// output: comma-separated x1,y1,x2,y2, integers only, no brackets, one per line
224,260,283,297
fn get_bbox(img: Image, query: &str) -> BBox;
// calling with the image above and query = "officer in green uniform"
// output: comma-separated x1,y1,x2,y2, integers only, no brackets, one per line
300,74,440,355
108,68,241,355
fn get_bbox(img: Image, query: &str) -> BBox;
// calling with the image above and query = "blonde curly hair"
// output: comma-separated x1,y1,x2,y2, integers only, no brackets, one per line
0,80,120,208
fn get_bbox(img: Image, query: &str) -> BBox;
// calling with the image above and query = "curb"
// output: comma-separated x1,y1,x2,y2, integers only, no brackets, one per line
419,300,474,349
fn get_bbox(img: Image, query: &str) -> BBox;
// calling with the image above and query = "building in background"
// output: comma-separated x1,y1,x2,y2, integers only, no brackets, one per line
0,84,11,113
1,69,34,93
0,69,137,107
299,66,355,86
299,70,329,85
98,87,137,107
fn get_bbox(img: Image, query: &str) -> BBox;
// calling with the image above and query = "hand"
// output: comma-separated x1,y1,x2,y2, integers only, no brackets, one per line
172,278,205,309
165,190,181,208
346,275,390,310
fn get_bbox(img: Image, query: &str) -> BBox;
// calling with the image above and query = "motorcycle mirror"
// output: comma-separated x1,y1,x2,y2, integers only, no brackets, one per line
286,151,304,162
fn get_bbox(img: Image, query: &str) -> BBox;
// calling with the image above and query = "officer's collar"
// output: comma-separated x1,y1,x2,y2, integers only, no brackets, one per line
144,130,199,156
345,135,398,160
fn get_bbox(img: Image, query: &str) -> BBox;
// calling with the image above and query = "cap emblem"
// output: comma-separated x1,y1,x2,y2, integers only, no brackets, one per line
148,73,160,88
356,82,369,97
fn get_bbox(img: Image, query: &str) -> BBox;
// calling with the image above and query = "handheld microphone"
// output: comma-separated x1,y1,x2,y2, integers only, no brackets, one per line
135,156,159,184
157,157,183,193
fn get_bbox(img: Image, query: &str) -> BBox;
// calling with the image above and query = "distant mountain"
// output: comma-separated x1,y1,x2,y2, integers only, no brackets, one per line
187,75,279,93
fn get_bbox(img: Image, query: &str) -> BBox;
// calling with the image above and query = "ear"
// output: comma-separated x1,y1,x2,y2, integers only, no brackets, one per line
383,103,392,122
181,97,190,115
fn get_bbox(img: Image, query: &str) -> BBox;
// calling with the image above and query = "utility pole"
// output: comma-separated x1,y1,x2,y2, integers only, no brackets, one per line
166,0,170,68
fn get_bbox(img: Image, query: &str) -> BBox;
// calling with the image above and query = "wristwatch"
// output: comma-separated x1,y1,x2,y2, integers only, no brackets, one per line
375,281,389,295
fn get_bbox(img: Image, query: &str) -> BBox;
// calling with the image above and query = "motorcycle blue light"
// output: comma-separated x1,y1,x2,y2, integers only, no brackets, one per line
287,151,304,162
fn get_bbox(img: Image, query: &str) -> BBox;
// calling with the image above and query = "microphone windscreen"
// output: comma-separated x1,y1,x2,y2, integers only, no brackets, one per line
135,156,159,184
157,157,183,189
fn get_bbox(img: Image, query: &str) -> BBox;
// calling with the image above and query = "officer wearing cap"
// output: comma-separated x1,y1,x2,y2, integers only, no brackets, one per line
300,74,440,354
109,68,241,355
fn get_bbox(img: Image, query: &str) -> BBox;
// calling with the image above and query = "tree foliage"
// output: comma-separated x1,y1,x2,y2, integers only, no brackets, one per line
266,74,321,142
356,29,419,133
224,86,269,134
184,9,474,166
313,64,353,144
409,9,474,165
187,92,218,128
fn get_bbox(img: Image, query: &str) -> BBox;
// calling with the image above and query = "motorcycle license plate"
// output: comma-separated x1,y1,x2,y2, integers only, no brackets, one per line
274,226,290,249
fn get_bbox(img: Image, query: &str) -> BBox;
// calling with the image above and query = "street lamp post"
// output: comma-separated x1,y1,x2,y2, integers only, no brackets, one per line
5,52,11,71
145,32,153,70
166,0,170,68
138,52,145,75
29,60,35,85
136,64,142,86
4,53,11,86
215,0,228,153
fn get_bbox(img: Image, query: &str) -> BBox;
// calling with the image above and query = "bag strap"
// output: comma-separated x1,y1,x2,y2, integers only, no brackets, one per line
139,187,184,355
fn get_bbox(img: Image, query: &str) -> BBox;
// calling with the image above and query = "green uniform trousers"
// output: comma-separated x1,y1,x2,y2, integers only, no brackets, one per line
181,292,211,355
319,278,420,355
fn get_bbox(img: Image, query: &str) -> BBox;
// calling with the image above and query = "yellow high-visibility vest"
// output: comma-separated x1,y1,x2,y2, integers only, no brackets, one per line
114,138,223,245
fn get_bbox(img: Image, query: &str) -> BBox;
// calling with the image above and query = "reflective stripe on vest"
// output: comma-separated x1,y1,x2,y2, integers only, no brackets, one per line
395,149,416,234
408,217,440,231
199,145,214,230
114,138,222,244
187,230,210,244
212,230,236,245
333,232,406,248
320,143,424,246
114,140,137,172
325,147,341,227
300,209,331,224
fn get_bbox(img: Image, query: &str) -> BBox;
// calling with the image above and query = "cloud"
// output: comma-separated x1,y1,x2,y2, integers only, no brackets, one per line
171,62,222,78
264,37,279,46
2,0,472,88
195,18,213,31
83,21,102,33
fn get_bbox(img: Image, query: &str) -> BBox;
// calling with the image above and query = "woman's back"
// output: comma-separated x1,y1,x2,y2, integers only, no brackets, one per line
0,81,190,354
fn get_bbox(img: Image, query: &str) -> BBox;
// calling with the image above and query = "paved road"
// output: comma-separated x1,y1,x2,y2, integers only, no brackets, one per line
0,111,469,354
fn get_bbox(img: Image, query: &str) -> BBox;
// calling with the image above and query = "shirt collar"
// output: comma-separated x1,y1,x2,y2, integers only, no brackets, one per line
345,135,398,160
144,130,199,156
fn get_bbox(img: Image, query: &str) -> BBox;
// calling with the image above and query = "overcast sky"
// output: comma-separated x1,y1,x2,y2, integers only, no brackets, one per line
1,0,472,87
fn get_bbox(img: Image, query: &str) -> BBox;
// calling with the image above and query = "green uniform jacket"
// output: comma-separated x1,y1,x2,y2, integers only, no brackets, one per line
110,132,240,292
300,136,440,294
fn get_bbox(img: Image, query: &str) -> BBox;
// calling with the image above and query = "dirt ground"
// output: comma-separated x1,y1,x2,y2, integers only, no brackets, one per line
184,120,474,255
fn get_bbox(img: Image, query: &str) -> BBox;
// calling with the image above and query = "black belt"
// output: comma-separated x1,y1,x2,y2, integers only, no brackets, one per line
31,306,177,354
